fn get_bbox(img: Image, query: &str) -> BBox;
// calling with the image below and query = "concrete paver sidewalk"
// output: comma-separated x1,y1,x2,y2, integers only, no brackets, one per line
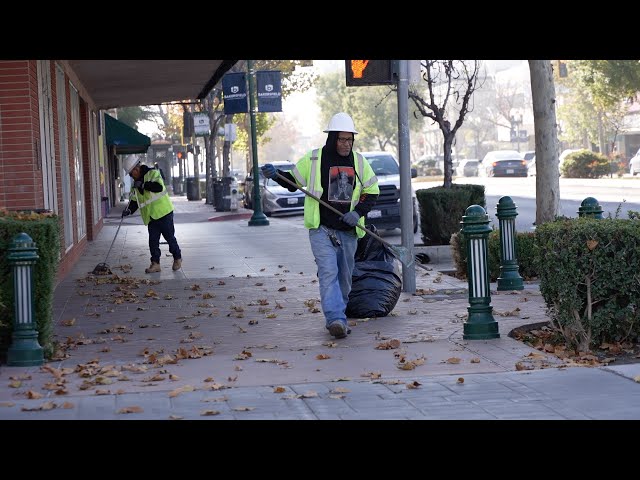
0,196,638,419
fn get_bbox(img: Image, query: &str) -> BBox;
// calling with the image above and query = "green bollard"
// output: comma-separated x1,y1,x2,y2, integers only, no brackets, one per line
461,205,500,340
7,232,44,366
577,197,603,219
496,196,524,291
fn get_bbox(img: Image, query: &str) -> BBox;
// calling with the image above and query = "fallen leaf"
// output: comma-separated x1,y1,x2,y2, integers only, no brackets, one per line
200,409,221,416
273,386,286,393
446,357,461,364
117,406,143,414
169,414,184,420
21,401,57,412
634,375,640,383
316,354,331,360
470,358,481,363
330,387,350,394
457,377,465,384
232,406,255,412
406,381,422,389
61,318,76,326
9,380,22,388
26,390,43,399
168,385,196,398
375,339,401,350
0,402,16,407
62,402,75,409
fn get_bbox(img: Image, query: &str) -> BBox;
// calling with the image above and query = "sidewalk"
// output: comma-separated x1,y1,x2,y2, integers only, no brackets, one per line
0,195,639,419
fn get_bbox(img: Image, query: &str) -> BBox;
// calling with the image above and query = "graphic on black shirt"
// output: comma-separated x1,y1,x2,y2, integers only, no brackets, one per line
328,166,355,204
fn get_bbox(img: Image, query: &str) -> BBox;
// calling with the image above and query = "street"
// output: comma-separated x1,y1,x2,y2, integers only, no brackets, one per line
274,176,640,244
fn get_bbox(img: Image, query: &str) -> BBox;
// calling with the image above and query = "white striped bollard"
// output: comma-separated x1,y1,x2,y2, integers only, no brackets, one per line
461,205,499,340
7,232,44,366
496,196,524,291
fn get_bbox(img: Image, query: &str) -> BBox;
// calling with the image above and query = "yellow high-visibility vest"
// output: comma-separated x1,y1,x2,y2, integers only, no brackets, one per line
290,148,379,238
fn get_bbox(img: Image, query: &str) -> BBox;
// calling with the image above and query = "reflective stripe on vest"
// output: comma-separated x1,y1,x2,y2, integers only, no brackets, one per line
138,189,169,209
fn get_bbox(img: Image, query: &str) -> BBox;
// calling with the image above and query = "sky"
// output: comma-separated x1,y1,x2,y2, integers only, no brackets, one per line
136,60,527,141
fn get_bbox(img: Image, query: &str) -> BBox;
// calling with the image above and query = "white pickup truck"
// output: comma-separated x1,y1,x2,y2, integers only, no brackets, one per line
360,151,419,233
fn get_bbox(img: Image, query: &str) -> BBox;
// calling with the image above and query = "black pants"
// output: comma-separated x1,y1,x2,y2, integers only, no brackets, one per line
148,211,181,263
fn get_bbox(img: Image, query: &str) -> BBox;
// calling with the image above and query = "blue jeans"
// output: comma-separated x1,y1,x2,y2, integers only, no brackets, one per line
309,227,358,328
148,211,181,263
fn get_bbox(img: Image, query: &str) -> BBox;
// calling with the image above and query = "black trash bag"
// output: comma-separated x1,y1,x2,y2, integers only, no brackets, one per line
346,225,402,318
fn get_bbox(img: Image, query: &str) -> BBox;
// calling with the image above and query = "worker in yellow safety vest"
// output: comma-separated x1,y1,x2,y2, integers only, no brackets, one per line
261,112,379,339
122,155,182,273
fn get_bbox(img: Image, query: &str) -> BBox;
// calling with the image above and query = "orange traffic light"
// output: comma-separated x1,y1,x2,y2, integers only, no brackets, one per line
345,60,394,86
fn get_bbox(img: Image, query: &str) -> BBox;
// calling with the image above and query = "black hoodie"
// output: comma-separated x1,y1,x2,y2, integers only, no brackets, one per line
275,131,378,231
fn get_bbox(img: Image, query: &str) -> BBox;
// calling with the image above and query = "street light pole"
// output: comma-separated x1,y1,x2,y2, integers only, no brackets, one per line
247,59,269,226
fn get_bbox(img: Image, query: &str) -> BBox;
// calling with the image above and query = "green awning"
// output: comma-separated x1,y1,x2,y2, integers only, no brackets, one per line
104,113,151,154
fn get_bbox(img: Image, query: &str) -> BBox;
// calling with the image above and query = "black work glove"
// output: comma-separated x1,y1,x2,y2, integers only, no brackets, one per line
122,209,131,217
133,180,144,191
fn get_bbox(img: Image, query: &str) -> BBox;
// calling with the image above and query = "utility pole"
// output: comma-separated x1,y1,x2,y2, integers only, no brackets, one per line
190,104,200,199
247,59,269,226
396,59,415,293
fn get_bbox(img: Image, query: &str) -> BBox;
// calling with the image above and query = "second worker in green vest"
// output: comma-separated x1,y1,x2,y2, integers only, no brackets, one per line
122,155,183,273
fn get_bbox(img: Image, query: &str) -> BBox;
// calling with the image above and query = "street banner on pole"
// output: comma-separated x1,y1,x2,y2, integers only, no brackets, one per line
222,73,248,114
193,112,210,137
256,70,282,112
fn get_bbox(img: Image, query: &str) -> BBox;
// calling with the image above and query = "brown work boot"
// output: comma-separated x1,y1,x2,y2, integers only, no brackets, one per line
145,262,161,273
172,258,182,271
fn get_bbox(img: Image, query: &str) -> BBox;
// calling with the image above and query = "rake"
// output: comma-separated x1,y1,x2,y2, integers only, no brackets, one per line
274,172,430,272
91,203,128,275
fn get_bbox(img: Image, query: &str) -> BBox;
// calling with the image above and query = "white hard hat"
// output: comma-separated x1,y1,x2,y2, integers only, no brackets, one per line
123,155,140,174
323,112,358,134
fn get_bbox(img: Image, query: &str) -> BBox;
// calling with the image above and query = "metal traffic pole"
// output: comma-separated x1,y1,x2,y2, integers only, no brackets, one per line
396,59,416,293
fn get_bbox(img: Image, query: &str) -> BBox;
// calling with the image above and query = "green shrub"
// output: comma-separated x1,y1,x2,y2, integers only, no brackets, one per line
0,210,60,360
535,217,640,351
561,150,611,178
416,184,485,246
452,229,538,281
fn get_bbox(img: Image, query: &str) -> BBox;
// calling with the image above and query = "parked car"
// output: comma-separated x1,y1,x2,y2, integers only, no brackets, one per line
480,150,528,177
243,162,305,216
629,149,640,176
361,151,419,233
455,159,479,177
527,157,536,176
523,150,536,165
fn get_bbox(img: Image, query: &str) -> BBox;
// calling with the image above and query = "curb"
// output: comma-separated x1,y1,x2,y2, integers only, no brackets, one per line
208,212,253,222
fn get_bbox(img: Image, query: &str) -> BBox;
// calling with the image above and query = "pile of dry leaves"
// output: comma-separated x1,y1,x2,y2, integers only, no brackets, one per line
510,321,640,367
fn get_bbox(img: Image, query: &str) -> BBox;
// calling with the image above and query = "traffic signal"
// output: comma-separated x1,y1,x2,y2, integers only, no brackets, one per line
345,60,394,86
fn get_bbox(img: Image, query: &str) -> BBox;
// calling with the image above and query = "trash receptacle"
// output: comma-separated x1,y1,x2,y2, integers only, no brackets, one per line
186,177,199,201
215,177,230,212
213,178,223,210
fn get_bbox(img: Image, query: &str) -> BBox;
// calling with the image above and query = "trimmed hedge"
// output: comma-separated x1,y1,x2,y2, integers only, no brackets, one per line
534,217,640,351
416,184,485,245
0,211,60,360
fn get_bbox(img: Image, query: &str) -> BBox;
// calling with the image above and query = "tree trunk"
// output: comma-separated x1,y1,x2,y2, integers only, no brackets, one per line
529,60,560,226
442,134,454,188
222,114,233,177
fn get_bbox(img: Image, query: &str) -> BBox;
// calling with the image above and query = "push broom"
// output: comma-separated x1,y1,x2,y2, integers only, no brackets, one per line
274,172,430,272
